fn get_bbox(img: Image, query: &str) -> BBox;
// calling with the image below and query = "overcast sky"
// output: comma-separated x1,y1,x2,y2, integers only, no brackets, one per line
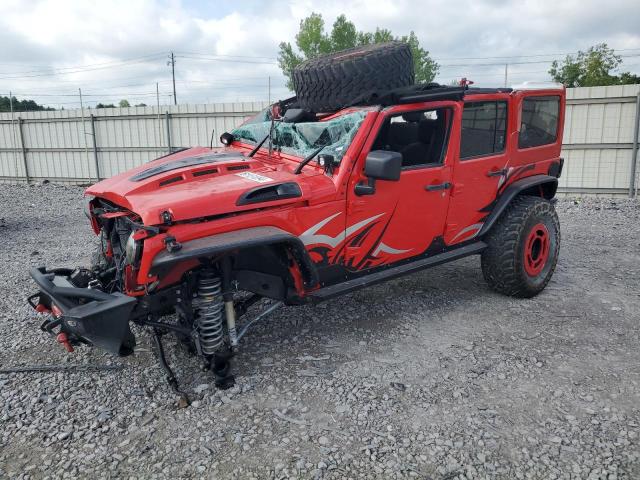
1,0,639,109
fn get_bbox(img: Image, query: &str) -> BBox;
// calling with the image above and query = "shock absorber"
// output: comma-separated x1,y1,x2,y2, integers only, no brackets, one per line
194,270,225,357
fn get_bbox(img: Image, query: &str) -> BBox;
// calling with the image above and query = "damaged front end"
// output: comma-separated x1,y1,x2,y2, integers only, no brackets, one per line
27,195,306,402
28,198,145,356
28,267,137,356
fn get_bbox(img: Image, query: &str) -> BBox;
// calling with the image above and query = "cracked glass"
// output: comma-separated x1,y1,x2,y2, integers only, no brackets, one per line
231,109,369,163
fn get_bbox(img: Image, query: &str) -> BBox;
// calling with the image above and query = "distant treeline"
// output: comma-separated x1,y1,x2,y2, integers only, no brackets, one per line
1,96,146,112
0,96,54,112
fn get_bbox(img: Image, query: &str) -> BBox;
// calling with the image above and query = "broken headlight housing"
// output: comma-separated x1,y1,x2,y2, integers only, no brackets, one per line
125,231,142,265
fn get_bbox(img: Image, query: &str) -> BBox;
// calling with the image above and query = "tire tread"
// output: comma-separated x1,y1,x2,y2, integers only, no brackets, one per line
293,42,414,112
481,195,560,298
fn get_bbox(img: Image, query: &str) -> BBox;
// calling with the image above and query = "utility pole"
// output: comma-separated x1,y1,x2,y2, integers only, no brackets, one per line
504,63,509,87
9,91,20,177
156,82,162,146
79,88,92,182
168,52,177,105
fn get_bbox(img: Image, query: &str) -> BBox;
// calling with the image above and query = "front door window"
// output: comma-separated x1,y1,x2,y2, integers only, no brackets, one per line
342,106,455,272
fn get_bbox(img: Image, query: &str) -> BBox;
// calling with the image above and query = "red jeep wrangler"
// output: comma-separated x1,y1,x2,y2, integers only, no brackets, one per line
29,43,565,398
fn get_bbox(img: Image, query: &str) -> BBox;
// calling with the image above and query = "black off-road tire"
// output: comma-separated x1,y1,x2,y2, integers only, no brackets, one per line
481,195,560,298
292,42,414,112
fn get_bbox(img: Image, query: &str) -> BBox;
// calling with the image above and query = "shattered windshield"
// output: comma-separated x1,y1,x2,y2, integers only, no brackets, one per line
231,109,368,163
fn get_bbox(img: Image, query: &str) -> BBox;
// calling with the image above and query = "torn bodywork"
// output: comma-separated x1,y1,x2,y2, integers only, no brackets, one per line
27,71,566,398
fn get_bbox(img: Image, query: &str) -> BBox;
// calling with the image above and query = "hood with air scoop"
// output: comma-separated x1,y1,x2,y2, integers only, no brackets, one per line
85,146,336,225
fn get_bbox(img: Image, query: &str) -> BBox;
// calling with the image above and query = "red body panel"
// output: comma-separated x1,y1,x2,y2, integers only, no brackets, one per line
85,87,566,296
86,146,337,226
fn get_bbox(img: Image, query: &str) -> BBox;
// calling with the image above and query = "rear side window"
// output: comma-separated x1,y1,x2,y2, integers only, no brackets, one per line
460,101,507,159
519,96,560,149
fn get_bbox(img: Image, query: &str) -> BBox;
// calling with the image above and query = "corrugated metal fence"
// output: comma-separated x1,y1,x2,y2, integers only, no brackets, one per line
561,84,640,196
0,102,269,184
1,86,639,195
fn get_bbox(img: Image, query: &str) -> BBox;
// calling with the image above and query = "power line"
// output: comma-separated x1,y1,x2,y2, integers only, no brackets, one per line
3,93,173,98
0,53,167,80
176,54,278,65
431,48,640,62
0,52,166,73
0,79,286,96
33,95,175,106
3,46,638,105
174,51,278,60
1,46,637,78
437,53,640,69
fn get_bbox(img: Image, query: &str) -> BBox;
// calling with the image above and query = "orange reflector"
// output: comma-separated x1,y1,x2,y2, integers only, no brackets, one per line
35,304,50,314
56,332,74,353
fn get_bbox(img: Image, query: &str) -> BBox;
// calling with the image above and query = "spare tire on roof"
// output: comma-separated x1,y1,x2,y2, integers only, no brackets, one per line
292,42,414,112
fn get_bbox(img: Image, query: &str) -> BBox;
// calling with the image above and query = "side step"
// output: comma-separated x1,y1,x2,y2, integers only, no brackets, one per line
309,242,486,302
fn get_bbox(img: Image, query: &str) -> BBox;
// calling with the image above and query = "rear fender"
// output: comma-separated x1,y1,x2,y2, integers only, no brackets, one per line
478,175,558,237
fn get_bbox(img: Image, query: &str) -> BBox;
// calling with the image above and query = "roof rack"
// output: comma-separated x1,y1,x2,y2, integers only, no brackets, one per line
281,82,523,116
355,83,466,107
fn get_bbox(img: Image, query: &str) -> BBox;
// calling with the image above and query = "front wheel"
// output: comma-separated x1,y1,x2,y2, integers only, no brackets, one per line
481,196,560,298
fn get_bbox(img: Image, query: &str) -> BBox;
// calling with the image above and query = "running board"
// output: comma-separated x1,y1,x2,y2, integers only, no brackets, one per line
309,242,486,302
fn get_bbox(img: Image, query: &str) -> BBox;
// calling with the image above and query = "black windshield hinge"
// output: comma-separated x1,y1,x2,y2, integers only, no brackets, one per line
164,235,182,253
161,210,173,225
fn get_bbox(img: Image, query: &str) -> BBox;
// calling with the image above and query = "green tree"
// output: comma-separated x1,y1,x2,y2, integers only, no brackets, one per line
619,72,640,84
396,32,439,89
330,14,357,51
278,13,439,90
549,43,640,87
0,95,54,112
118,99,130,108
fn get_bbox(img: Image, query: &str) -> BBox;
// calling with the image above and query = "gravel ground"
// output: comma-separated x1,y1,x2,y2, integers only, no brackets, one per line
1,183,639,480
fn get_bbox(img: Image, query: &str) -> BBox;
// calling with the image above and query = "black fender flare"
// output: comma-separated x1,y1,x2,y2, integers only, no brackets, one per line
150,226,319,288
477,175,558,238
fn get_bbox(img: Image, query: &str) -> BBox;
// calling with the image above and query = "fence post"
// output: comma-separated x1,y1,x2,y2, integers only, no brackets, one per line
90,114,100,180
165,111,172,153
630,92,640,198
17,117,30,183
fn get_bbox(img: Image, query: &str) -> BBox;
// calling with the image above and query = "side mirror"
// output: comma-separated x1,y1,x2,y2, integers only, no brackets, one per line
355,150,402,196
364,150,402,180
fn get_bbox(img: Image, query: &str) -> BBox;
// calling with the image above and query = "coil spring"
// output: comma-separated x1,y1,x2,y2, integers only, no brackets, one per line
194,272,224,356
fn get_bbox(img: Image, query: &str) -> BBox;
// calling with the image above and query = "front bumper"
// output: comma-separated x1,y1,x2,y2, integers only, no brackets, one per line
28,267,137,356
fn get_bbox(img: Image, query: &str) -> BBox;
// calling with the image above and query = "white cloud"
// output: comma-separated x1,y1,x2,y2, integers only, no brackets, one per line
0,0,638,108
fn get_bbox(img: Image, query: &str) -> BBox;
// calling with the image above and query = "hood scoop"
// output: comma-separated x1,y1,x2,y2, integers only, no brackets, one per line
236,182,302,206
130,152,244,182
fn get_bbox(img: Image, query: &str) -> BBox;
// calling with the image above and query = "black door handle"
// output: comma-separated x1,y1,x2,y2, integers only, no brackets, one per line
487,168,507,177
425,182,452,191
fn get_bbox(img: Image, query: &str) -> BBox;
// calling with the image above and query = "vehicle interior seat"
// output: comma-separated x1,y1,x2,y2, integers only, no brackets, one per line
400,115,445,166
387,121,419,152
372,110,447,166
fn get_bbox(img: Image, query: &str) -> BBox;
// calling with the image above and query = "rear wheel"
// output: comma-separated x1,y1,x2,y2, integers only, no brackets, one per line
481,196,560,298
